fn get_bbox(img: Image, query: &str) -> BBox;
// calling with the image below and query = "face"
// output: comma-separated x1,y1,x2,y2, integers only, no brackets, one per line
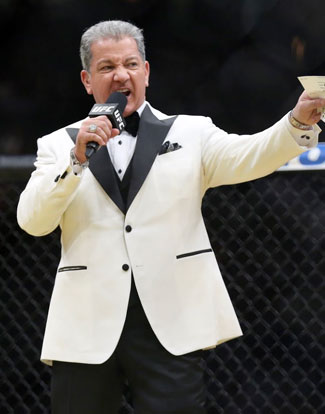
81,36,150,117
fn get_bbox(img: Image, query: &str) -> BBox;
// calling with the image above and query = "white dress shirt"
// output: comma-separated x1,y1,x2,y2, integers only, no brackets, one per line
107,101,147,180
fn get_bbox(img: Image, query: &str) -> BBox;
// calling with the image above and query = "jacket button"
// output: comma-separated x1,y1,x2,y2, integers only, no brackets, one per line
125,225,132,233
122,264,129,271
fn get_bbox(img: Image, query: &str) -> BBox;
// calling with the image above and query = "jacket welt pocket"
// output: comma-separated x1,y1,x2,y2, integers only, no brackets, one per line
58,266,87,273
176,249,212,259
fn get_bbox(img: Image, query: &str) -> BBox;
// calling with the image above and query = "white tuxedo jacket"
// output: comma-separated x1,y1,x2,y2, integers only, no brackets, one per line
17,104,309,365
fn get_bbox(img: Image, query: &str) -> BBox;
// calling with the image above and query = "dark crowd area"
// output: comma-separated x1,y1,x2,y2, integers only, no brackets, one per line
1,0,325,155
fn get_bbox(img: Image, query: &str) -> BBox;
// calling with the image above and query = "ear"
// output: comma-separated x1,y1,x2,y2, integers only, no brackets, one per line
80,70,93,95
144,61,150,88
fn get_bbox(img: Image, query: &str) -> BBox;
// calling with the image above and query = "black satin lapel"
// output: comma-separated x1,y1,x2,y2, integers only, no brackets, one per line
89,146,125,213
66,127,79,143
65,127,125,213
126,106,177,211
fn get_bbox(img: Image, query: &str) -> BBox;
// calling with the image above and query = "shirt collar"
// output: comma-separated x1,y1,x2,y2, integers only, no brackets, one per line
135,100,147,118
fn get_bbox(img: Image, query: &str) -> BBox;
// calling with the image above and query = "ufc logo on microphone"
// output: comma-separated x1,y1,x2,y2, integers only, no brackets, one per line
114,110,126,130
90,104,116,114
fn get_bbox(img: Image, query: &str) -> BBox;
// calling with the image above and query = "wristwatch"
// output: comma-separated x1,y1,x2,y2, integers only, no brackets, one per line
70,148,89,170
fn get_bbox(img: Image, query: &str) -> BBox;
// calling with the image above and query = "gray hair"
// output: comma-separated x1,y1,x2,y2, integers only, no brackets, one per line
80,20,146,72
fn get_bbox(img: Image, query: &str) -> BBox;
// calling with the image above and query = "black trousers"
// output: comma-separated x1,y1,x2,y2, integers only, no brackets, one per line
51,280,207,414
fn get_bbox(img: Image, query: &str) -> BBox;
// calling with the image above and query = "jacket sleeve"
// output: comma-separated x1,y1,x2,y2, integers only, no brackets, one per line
200,114,320,190
17,133,82,236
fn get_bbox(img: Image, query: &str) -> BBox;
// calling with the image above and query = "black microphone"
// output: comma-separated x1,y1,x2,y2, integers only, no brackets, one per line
85,92,127,159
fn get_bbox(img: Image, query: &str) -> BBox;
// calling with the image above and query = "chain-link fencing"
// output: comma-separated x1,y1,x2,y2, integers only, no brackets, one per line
1,160,324,413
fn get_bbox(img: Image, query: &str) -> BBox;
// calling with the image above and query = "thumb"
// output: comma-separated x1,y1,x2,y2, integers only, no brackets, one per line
111,128,121,138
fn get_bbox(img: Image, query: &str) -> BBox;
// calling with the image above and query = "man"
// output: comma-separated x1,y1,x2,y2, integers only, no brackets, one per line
17,20,324,414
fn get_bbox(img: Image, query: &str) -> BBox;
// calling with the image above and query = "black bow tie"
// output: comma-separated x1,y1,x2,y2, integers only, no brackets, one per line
124,111,140,137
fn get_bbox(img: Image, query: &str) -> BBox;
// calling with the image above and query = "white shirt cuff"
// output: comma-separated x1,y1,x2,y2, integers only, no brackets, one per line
285,113,321,149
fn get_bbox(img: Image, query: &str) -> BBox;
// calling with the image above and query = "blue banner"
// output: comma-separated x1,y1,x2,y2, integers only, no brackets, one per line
278,143,325,171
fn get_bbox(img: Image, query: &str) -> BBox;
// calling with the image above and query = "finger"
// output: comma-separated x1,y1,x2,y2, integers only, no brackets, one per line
300,90,312,101
110,128,121,139
77,124,106,147
92,116,113,137
77,133,106,150
87,132,107,146
311,112,322,123
86,118,114,141
300,97,325,112
87,125,110,145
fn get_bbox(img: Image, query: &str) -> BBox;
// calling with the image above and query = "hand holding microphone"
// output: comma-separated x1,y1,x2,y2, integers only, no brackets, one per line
74,92,127,163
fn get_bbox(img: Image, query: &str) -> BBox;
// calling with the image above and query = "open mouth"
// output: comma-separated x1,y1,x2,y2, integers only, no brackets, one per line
117,89,131,97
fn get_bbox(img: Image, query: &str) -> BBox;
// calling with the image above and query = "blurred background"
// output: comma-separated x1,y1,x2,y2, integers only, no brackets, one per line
1,0,325,155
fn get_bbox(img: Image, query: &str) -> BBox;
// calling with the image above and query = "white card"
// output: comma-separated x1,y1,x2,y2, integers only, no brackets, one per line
298,76,325,121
